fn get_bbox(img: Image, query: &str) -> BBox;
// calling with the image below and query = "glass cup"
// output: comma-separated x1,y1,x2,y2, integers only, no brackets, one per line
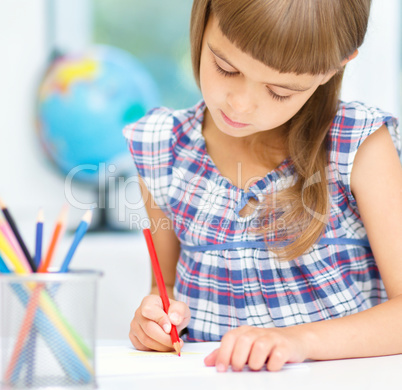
0,270,102,388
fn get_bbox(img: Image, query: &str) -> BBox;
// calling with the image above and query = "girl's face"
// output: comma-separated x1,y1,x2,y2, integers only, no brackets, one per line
199,15,337,138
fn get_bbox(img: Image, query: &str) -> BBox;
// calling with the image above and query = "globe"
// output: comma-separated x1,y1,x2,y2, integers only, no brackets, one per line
36,45,160,184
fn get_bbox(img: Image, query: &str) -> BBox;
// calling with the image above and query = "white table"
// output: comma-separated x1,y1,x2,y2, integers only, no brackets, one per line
96,341,402,390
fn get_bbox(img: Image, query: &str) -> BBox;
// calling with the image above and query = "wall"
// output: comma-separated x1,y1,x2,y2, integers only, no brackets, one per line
341,0,401,120
0,0,94,223
0,0,149,340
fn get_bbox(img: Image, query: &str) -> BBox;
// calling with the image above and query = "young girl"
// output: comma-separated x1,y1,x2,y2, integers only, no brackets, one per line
124,0,402,372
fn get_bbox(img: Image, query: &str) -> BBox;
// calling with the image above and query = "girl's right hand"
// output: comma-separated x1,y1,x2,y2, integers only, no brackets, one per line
129,294,191,352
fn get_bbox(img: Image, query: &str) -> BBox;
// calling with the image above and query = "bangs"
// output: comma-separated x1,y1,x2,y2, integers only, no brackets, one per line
211,0,364,75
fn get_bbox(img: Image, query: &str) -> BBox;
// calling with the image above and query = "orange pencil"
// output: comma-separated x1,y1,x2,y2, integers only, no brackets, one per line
143,228,181,356
38,205,68,273
4,284,42,382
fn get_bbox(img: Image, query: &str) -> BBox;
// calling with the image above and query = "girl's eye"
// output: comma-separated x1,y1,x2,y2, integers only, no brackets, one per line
214,60,238,77
267,88,290,102
213,57,291,102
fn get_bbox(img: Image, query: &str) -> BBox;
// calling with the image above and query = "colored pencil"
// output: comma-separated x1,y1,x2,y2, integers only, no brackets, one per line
34,209,44,268
38,205,68,273
7,281,91,383
0,252,10,273
0,216,31,273
0,198,36,272
0,209,94,384
59,210,92,273
25,319,37,386
27,208,44,385
1,227,92,360
1,223,93,376
0,255,85,382
36,207,92,358
143,228,181,356
0,230,30,274
4,284,42,382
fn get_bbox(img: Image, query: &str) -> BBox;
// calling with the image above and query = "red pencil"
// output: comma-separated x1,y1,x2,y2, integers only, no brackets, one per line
143,228,181,356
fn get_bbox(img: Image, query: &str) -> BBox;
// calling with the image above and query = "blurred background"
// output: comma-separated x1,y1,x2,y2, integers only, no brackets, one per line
0,0,401,340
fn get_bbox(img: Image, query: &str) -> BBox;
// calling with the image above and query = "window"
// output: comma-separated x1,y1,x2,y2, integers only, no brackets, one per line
93,0,201,109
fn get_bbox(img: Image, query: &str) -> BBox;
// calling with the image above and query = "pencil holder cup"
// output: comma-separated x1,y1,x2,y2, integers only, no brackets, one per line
0,270,102,389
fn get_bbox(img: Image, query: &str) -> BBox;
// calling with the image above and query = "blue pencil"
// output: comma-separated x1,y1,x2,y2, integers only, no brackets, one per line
0,252,9,273
34,209,44,268
26,209,44,385
59,210,92,273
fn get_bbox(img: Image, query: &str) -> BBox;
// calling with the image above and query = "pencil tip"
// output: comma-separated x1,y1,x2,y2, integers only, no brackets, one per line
37,208,44,222
0,198,5,209
82,209,93,224
58,204,69,223
173,342,181,356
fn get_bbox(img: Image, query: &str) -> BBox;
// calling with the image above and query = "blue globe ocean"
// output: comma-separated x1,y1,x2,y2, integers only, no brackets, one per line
37,45,160,184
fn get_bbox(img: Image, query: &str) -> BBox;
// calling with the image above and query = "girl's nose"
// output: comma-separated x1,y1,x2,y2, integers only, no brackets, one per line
227,88,257,114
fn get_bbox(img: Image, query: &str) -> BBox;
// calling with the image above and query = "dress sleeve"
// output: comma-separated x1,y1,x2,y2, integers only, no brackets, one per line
327,101,400,204
123,107,175,218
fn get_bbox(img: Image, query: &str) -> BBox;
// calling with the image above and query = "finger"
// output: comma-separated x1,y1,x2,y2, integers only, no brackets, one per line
266,346,289,372
129,332,153,352
132,305,174,351
130,317,165,351
137,319,176,352
248,339,273,371
141,296,172,334
168,301,191,329
129,318,149,350
204,348,219,367
230,333,255,371
214,331,240,372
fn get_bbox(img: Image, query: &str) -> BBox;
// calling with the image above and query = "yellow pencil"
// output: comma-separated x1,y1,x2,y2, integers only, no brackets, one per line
0,215,31,272
0,230,29,274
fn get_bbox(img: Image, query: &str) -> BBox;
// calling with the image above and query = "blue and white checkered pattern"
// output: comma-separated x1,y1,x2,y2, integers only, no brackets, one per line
124,100,400,342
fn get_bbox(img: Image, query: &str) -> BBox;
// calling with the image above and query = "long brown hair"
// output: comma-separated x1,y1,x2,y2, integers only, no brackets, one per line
190,0,371,260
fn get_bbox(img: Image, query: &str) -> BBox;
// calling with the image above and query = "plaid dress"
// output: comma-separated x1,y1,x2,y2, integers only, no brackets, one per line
124,100,400,342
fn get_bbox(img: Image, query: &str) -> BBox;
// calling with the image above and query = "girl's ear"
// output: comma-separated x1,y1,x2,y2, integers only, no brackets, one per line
320,50,359,86
341,49,359,67
320,69,338,85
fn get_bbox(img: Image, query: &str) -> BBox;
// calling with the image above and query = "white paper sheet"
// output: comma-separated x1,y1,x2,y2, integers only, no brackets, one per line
96,342,307,377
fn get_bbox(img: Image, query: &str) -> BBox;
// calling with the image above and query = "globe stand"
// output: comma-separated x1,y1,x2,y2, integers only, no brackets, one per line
86,185,124,233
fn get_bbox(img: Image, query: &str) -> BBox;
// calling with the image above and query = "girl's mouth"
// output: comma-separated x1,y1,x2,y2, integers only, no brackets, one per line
221,110,249,128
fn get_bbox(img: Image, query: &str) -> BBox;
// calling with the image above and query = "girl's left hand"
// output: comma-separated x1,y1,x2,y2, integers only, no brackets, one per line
204,325,309,372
